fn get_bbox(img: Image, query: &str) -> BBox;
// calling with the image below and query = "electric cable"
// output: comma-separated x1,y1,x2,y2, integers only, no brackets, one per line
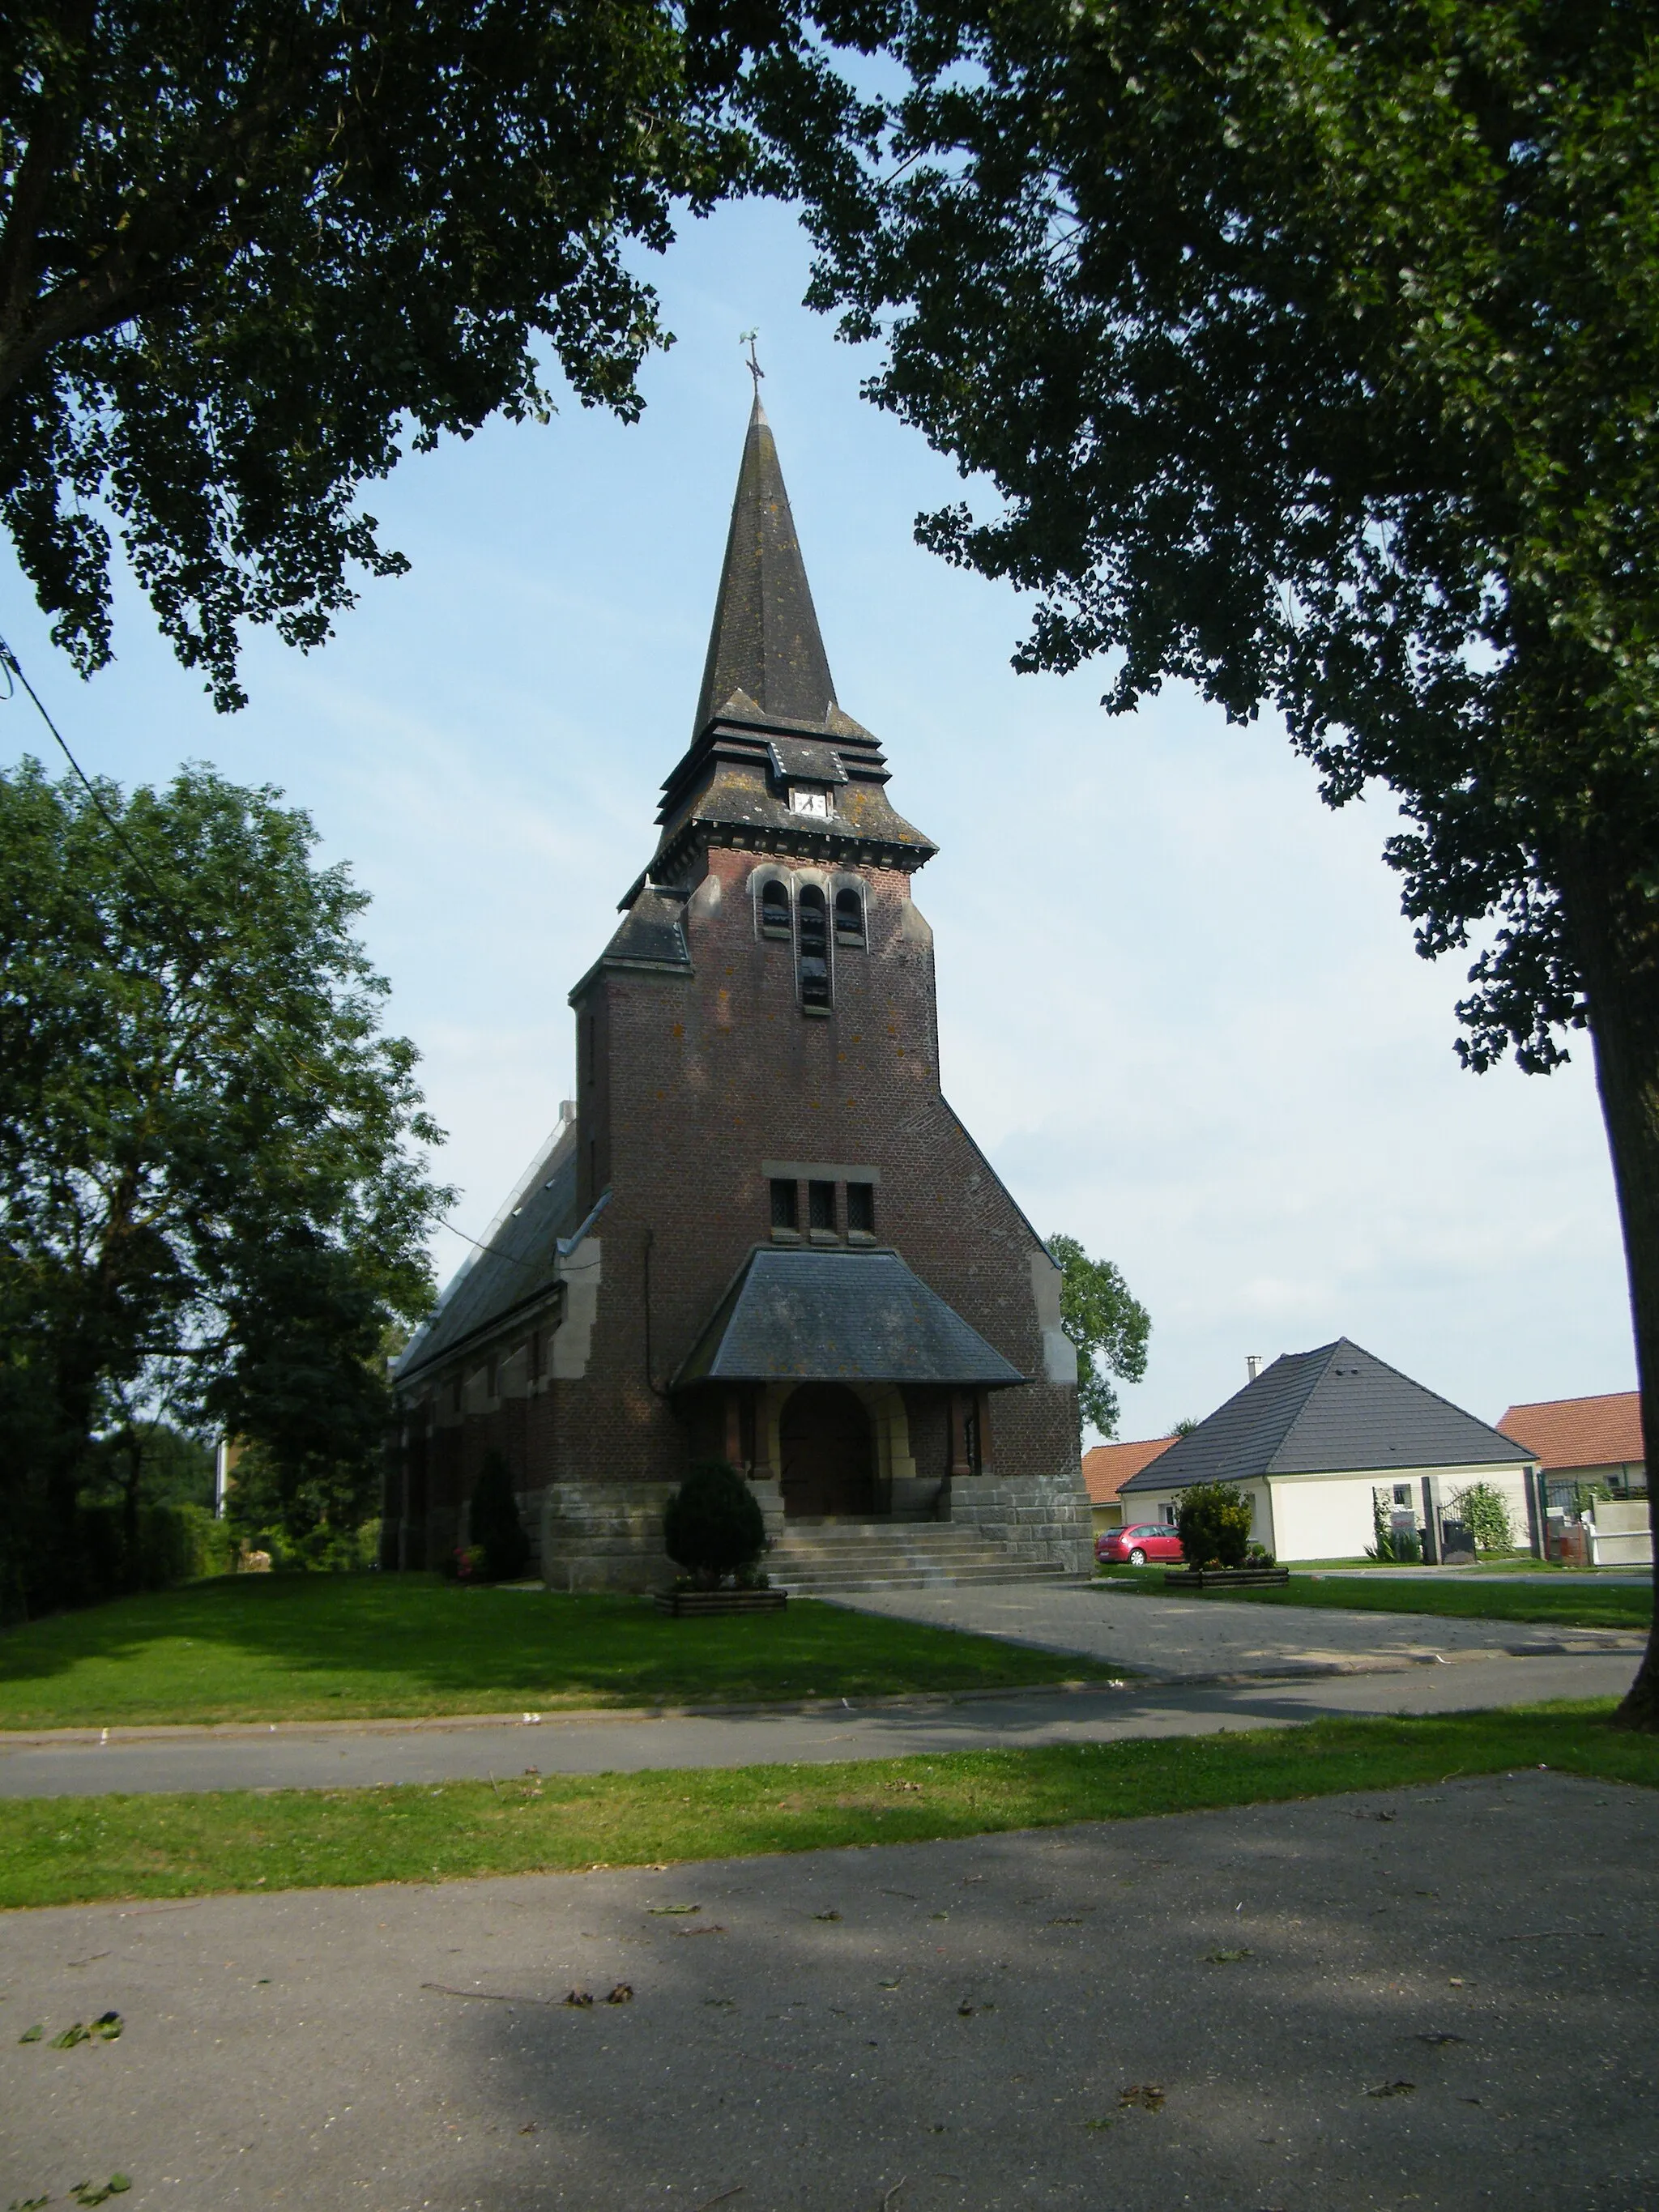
0,631,551,1278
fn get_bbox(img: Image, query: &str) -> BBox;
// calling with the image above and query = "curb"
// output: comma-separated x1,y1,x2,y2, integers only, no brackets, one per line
0,1643,1640,1755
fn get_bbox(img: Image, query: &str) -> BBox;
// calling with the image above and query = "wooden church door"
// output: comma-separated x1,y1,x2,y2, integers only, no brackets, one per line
779,1383,876,1519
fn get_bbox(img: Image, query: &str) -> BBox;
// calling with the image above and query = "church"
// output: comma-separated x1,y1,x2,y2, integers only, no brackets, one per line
386,398,1093,1590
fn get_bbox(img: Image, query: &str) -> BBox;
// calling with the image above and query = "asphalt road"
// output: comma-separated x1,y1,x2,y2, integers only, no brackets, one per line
0,1652,1635,1798
2,1768,1653,2210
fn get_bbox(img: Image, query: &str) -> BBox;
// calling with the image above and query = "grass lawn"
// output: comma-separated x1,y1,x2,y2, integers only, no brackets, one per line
1,1701,1653,1911
0,1575,1093,1731
1096,1566,1652,1634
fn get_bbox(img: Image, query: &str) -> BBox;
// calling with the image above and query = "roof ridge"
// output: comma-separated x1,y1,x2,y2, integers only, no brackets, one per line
1263,1338,1347,1472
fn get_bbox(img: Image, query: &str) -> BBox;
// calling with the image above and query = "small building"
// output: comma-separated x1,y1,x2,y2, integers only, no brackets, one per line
1498,1390,1650,1567
1497,1392,1646,1506
1082,1437,1175,1539
1117,1338,1541,1562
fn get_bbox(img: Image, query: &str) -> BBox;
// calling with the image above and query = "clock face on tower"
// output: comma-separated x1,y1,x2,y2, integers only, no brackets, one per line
789,784,833,818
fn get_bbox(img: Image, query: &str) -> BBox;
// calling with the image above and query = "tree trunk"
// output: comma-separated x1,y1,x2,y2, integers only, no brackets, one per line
120,1422,144,1573
1559,845,1659,1728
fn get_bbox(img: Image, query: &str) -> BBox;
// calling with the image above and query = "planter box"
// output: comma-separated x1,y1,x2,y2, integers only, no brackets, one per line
1162,1567,1290,1592
652,1588,789,1617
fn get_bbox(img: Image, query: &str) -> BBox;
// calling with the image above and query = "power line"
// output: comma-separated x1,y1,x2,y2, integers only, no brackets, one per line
0,633,552,1279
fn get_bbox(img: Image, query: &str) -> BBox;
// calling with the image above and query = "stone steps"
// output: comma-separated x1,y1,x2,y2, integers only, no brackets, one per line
766,1519,1074,1595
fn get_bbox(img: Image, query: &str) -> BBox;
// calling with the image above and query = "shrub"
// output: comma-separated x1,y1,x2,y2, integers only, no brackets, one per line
467,1455,531,1583
1175,1482,1253,1569
70,1501,237,1603
663,1460,766,1589
1448,1481,1515,1554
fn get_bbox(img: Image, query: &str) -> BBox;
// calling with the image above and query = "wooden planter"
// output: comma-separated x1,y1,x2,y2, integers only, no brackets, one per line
1163,1566,1290,1592
653,1588,789,1617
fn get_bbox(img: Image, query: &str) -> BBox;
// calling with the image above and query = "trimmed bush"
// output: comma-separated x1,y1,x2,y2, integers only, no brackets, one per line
1175,1481,1254,1570
663,1461,766,1590
467,1454,532,1583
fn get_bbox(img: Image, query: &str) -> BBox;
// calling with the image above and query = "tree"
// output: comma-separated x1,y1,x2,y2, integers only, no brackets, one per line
0,755,448,1608
778,2,1659,1726
1047,1232,1149,1439
0,0,756,708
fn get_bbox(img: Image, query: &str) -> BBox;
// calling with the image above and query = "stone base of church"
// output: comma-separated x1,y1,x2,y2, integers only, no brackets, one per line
538,1481,678,1592
944,1471,1095,1579
533,1465,1094,1592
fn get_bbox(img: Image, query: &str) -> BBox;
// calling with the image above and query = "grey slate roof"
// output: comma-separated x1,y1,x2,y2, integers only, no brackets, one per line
394,1119,582,1385
1120,1338,1532,1493
693,397,838,739
672,1247,1026,1389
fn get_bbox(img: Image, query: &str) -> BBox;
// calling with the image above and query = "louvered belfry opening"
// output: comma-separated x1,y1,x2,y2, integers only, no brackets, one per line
796,885,830,1006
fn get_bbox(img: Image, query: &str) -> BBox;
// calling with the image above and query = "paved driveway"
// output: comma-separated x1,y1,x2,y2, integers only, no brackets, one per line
2,1771,1653,2210
830,1581,1644,1677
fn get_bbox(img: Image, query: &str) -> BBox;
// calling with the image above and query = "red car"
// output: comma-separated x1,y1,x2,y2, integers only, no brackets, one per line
1097,1522,1185,1567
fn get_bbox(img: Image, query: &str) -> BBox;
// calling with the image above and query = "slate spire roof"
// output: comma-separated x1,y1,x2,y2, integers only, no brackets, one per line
693,395,838,738
633,394,937,886
1120,1337,1532,1492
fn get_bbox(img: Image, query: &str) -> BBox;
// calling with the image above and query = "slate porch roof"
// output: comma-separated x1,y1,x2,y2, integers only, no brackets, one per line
670,1247,1025,1389
1120,1338,1533,1493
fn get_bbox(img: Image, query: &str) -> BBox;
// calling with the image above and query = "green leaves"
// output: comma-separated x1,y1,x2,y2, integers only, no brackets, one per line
1047,1233,1149,1439
778,0,1659,1076
0,0,759,707
0,758,450,1606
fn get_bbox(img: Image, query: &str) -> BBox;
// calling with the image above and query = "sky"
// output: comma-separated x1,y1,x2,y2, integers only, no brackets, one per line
0,196,1635,1443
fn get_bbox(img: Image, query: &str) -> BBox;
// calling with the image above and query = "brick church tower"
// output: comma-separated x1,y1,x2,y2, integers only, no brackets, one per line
388,398,1092,1588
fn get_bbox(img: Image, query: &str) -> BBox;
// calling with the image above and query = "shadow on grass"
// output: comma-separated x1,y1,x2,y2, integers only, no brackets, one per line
0,1575,1088,1729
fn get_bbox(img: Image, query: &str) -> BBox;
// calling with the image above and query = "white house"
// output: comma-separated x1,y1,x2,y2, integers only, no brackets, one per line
1118,1339,1540,1563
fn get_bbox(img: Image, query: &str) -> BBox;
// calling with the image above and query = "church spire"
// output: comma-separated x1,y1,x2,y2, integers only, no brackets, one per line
693,395,838,736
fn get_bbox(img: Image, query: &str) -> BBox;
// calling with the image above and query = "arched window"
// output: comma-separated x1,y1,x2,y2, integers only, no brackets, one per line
760,879,791,937
834,887,865,944
796,886,830,1007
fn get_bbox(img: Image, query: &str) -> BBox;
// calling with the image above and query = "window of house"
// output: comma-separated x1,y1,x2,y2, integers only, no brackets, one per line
770,1178,800,1236
760,880,791,936
1393,1483,1412,1506
808,1178,838,1234
834,887,865,944
847,1180,876,1238
797,886,830,1008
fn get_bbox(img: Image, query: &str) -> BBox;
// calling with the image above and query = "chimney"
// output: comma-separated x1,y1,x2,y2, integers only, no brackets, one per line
1246,1355,1262,1383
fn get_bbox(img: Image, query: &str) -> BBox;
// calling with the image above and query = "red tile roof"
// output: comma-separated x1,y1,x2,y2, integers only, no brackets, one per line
1082,1436,1176,1505
1496,1392,1644,1472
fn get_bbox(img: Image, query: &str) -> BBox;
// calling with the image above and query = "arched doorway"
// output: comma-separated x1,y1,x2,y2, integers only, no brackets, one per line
780,1383,875,1519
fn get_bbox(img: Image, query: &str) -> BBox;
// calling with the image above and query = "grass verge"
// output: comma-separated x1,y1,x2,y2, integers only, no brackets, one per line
0,1576,1089,1731
1096,1567,1652,1633
2,1702,1653,1911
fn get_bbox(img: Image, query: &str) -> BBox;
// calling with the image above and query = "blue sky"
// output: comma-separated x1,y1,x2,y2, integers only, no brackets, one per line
0,197,1633,1441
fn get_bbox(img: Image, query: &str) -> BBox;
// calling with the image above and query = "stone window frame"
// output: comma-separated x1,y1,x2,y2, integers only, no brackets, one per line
749,861,838,1011
831,875,868,948
753,865,794,940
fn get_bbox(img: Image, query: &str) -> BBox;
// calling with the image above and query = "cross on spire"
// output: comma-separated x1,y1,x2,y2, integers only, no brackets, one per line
740,328,764,396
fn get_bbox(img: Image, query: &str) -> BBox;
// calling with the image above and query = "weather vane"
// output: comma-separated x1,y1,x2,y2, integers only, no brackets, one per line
740,329,764,394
